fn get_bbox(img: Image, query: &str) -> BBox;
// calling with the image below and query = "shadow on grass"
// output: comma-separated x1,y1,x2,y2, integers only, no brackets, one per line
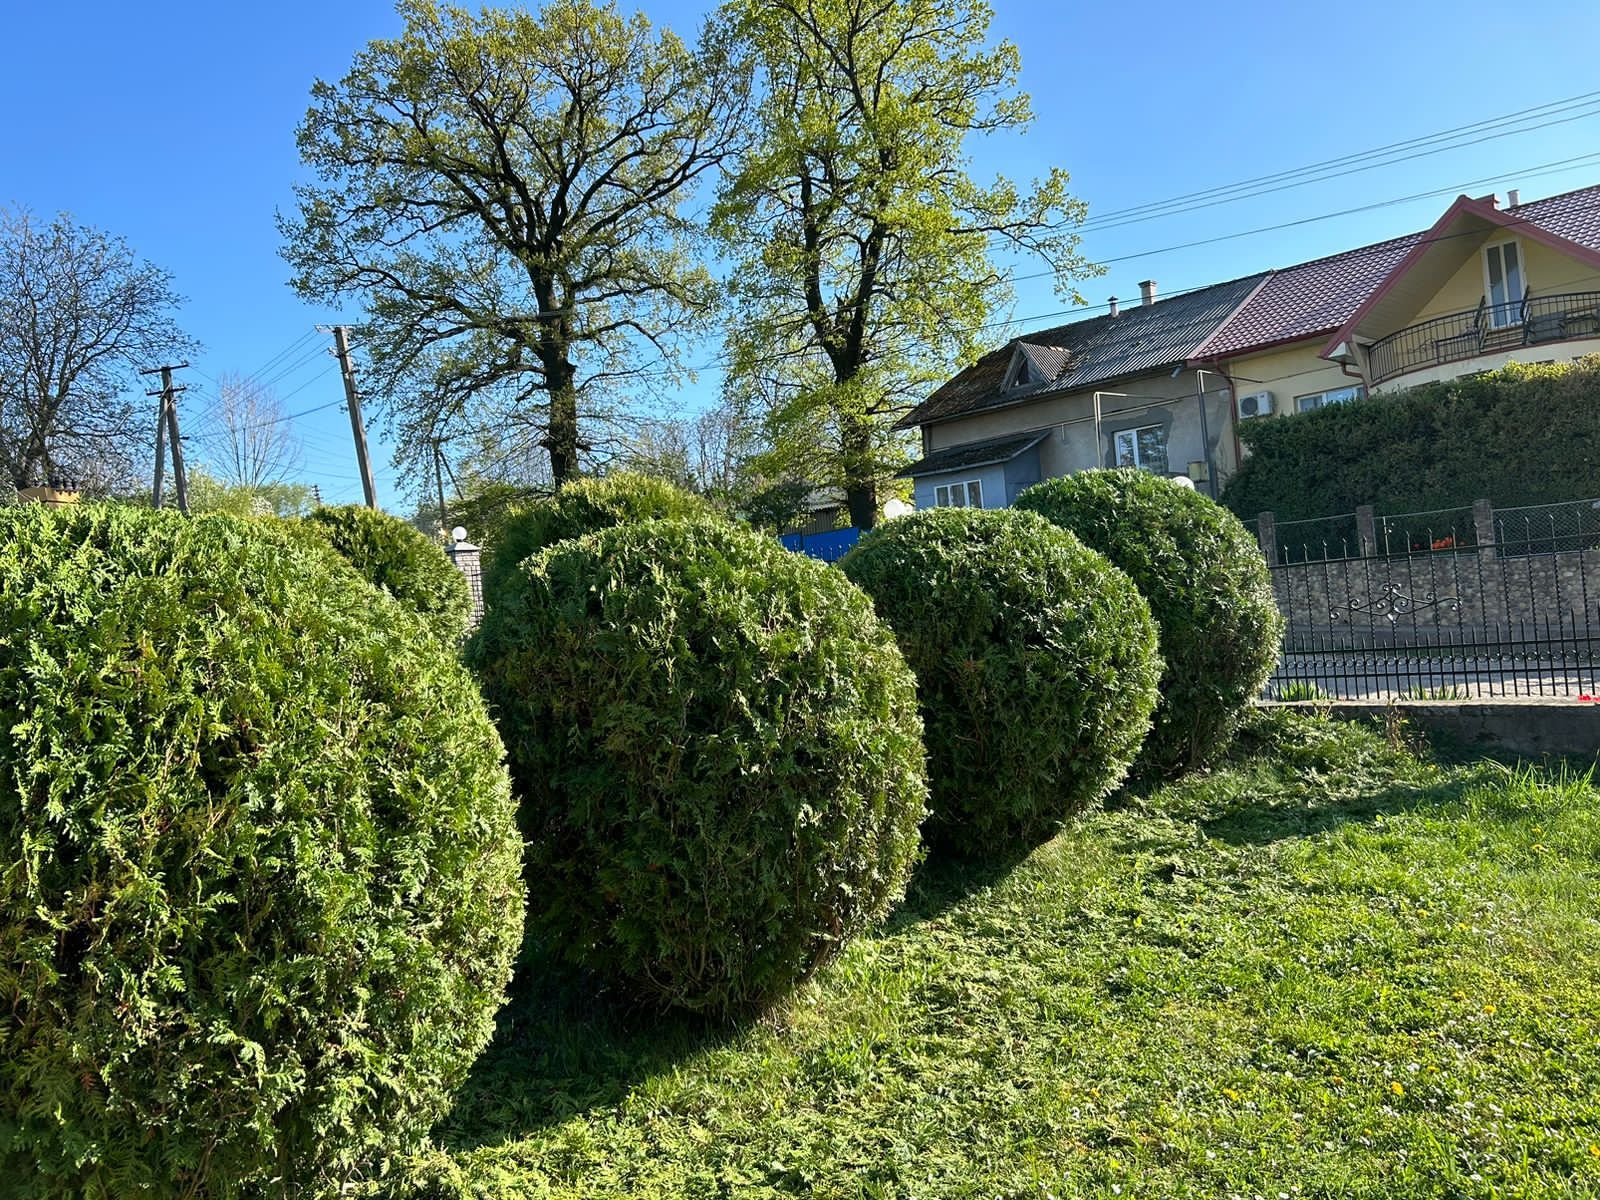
436,936,737,1151
889,841,1036,929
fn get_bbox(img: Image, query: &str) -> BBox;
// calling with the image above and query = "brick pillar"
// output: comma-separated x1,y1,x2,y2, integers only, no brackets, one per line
1256,511,1277,564
1356,504,1377,557
1472,499,1500,628
447,540,483,627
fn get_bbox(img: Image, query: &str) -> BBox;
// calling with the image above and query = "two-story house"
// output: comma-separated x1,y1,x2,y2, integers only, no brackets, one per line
899,183,1600,507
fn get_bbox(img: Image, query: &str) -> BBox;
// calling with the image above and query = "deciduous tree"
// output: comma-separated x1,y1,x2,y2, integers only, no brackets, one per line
713,0,1093,527
200,372,302,491
283,0,747,486
0,209,193,492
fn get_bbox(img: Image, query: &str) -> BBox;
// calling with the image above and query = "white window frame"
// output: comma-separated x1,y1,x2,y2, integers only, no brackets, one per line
1295,384,1365,413
1112,424,1169,474
1482,238,1526,329
933,479,984,508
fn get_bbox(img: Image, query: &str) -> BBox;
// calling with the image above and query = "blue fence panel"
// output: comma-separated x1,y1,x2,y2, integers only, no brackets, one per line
779,527,861,563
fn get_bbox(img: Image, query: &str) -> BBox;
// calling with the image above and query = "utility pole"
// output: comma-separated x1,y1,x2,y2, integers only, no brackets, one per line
331,326,378,509
141,363,190,513
433,439,448,533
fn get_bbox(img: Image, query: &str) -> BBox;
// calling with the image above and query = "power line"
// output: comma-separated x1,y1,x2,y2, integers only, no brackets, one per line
1076,91,1600,232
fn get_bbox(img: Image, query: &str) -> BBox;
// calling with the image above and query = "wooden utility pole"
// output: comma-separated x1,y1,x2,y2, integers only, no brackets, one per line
331,326,378,509
141,363,190,513
433,439,448,533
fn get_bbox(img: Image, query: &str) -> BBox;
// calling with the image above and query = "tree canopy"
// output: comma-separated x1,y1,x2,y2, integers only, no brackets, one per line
0,209,193,492
283,0,748,489
712,0,1093,527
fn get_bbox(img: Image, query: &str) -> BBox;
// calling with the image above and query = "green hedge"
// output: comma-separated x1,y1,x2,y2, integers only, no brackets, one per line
479,473,714,608
471,517,927,1018
303,504,473,640
0,506,524,1198
1018,470,1283,776
1221,357,1600,521
840,508,1161,853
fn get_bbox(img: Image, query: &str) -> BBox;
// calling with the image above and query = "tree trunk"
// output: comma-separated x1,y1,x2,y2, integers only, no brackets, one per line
845,479,878,530
544,358,580,484
841,417,877,530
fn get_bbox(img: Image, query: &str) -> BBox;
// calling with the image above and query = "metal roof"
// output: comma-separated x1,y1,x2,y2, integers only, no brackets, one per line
1199,183,1600,359
898,430,1050,478
1193,233,1421,359
897,273,1269,430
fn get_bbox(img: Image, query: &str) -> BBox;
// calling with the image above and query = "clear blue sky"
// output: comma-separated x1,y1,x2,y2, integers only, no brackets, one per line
4,0,1598,514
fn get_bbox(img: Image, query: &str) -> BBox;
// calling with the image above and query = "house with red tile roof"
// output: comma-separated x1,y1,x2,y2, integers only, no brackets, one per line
899,184,1600,508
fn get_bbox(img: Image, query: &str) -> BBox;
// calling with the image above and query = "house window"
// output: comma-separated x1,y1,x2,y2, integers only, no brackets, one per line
1295,384,1364,413
934,479,984,508
1112,425,1169,475
1483,240,1525,328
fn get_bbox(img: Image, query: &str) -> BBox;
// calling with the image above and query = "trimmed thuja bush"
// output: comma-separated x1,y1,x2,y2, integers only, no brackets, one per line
840,508,1161,853
303,503,473,640
471,517,927,1018
0,505,524,1199
1017,469,1284,775
479,472,713,607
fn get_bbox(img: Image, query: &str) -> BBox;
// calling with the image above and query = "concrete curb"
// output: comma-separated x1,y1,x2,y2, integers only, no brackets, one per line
1269,699,1599,759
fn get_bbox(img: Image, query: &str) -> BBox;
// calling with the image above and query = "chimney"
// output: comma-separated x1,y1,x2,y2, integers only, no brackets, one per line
1108,296,1120,317
1507,188,1521,208
1139,279,1158,307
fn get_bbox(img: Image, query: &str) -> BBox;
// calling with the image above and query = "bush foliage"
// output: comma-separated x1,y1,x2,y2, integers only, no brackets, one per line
471,516,927,1018
479,472,713,606
0,505,524,1198
303,503,473,640
1221,357,1600,521
840,507,1160,852
1017,469,1282,775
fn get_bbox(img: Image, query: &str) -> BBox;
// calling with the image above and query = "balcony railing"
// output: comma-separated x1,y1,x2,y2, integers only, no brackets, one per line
1366,290,1600,384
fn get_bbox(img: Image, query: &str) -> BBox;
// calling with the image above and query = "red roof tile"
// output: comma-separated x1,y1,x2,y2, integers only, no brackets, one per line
1193,233,1421,359
1198,183,1600,360
1506,183,1600,253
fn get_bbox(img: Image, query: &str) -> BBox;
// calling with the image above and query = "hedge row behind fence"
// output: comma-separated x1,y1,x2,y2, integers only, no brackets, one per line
1221,357,1600,522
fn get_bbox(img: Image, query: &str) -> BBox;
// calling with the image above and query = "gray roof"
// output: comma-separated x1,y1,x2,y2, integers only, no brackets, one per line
898,273,1270,430
898,430,1049,479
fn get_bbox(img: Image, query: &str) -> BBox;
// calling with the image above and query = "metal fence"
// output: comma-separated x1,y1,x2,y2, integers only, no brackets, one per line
1259,498,1600,701
779,526,861,563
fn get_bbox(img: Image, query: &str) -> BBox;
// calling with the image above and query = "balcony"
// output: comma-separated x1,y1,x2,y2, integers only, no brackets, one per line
1366,290,1600,385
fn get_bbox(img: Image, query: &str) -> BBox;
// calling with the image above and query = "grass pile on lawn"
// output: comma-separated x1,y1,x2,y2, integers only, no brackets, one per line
381,711,1600,1199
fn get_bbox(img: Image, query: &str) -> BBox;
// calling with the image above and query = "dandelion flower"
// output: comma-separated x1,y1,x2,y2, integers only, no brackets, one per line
1223,1088,1241,1102
1389,1082,1405,1097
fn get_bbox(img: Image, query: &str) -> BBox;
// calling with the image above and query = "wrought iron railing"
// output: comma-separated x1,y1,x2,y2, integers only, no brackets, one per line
1366,290,1600,384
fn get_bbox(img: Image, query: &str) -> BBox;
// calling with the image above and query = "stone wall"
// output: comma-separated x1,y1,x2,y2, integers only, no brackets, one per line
1257,499,1600,640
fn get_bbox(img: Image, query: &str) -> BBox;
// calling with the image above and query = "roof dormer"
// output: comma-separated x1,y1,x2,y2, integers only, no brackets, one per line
1003,341,1070,393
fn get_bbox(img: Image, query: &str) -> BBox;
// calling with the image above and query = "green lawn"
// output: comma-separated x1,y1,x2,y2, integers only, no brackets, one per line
385,712,1600,1199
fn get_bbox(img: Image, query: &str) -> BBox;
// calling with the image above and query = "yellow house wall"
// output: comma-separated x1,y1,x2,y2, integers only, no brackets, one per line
1220,340,1359,417
1406,237,1600,325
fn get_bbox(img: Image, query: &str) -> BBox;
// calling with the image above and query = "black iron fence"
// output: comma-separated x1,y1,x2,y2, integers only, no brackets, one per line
1257,498,1600,701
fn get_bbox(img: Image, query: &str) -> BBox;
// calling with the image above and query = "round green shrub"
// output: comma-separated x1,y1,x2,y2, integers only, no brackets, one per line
470,516,927,1018
303,504,472,641
479,472,714,607
0,505,524,1198
840,507,1161,854
1016,469,1284,775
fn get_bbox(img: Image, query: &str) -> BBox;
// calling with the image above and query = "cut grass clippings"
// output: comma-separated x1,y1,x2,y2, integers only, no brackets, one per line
381,711,1600,1199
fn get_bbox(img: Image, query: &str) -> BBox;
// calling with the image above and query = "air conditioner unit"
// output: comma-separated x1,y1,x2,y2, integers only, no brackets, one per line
1238,390,1275,419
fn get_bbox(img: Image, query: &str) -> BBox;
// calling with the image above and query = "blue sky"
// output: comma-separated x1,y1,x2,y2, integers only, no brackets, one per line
4,0,1598,514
